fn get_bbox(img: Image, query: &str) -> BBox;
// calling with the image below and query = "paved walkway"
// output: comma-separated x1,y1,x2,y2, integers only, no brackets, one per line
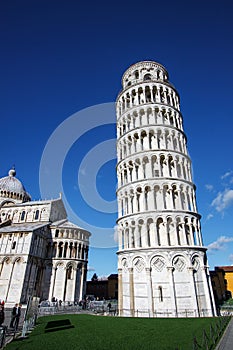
215,317,233,350
0,307,25,348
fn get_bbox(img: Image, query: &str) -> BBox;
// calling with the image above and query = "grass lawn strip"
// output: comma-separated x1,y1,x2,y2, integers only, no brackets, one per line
4,314,228,350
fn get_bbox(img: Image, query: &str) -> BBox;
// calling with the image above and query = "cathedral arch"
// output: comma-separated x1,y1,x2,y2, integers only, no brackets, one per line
63,242,68,258
58,242,64,258
34,209,40,220
20,210,26,221
1,200,15,208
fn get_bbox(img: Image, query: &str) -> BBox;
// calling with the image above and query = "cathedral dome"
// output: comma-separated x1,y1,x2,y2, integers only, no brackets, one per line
0,168,31,203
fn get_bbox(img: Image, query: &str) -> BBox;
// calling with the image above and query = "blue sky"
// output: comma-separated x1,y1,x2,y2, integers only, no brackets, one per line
0,0,233,279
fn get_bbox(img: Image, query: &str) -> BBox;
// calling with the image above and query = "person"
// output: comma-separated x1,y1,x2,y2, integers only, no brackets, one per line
107,302,111,312
10,303,18,328
0,304,5,325
14,304,22,330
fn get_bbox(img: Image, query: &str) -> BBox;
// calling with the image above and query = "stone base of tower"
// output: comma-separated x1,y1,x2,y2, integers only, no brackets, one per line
117,247,216,318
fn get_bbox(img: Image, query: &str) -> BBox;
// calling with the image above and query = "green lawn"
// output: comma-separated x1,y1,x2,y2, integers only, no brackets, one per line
5,314,230,350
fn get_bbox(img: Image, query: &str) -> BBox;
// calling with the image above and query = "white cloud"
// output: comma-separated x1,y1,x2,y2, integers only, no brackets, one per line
87,266,95,272
113,225,118,242
221,171,233,180
229,254,233,263
205,184,214,192
98,276,108,280
207,235,233,252
206,214,214,220
211,189,233,212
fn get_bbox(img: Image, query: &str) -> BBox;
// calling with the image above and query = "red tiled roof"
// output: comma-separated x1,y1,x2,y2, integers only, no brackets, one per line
216,266,233,272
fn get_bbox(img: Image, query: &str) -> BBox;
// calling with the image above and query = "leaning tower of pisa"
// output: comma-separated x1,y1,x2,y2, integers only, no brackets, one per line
116,61,216,318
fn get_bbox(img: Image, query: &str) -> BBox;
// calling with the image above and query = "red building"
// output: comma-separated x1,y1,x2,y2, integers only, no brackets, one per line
86,274,118,300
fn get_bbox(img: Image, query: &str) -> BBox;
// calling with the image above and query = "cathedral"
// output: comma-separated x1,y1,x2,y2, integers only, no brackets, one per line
0,167,90,307
116,60,216,317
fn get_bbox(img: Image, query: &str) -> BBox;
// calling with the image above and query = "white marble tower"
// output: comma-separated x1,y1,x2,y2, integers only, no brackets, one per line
116,60,216,317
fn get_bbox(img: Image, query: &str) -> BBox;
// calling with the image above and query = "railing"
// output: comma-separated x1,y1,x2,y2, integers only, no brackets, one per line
38,304,81,316
219,305,233,316
21,314,37,338
0,326,7,349
118,308,214,318
38,300,118,316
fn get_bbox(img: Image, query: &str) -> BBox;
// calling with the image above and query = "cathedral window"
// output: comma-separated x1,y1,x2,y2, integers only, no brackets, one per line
58,242,63,257
12,241,16,249
34,210,39,220
20,211,25,221
64,242,68,258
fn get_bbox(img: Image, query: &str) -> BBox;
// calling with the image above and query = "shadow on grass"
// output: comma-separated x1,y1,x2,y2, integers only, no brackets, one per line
44,319,74,333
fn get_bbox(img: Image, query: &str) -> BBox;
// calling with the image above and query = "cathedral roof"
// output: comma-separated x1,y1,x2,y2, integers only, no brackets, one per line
54,220,84,229
0,168,31,203
0,222,49,233
51,219,92,236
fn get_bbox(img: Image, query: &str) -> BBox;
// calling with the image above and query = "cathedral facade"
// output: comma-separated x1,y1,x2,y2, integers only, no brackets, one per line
116,61,216,317
0,168,90,306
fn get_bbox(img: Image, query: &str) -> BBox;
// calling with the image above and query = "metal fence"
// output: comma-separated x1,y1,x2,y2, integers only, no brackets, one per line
37,300,118,316
118,308,214,318
0,326,7,349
